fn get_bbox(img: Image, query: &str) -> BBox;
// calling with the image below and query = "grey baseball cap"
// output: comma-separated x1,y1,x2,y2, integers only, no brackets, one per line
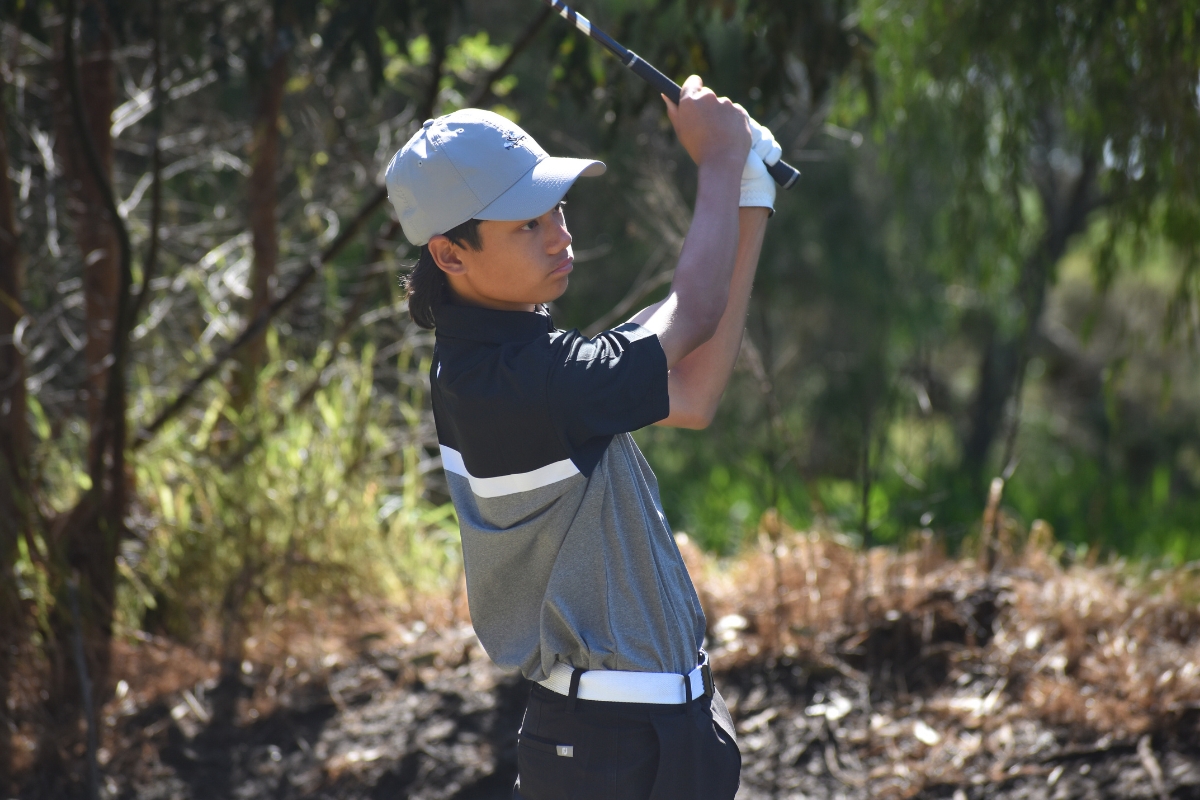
385,109,606,246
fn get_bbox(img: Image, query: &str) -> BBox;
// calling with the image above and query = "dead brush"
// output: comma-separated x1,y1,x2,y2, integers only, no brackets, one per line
12,512,1197,800
684,511,1200,743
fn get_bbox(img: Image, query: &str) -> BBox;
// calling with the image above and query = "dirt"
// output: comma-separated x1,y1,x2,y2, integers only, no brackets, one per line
58,619,1198,800
15,540,1200,799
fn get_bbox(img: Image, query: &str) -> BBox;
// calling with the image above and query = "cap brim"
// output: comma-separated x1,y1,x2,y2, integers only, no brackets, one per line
475,156,605,222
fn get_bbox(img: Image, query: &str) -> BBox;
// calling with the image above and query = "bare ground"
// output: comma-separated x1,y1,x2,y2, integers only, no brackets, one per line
14,531,1200,799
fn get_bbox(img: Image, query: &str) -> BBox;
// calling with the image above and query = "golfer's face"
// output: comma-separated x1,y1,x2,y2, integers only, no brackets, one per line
463,203,575,306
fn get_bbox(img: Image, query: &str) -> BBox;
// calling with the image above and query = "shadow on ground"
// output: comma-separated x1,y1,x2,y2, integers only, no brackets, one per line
19,547,1200,800
83,628,1199,800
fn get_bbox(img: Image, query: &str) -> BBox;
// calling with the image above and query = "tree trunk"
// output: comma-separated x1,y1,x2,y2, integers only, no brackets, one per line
961,154,1098,487
961,312,1023,485
210,9,292,727
0,64,29,798
42,2,124,787
56,3,119,465
233,15,290,406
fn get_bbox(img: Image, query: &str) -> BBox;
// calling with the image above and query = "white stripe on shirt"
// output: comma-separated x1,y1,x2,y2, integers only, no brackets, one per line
440,445,580,498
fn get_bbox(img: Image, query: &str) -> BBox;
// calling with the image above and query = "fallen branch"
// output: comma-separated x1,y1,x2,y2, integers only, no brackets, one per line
821,720,866,788
1037,740,1136,763
1137,735,1169,800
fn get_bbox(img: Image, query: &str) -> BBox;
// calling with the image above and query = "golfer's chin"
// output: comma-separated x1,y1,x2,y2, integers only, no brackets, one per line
494,275,569,308
528,275,569,305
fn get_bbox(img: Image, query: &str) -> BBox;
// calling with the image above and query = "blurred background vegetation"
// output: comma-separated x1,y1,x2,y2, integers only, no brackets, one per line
0,0,1198,791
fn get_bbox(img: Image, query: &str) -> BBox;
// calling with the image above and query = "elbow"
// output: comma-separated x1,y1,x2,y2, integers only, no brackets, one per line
682,309,722,354
678,287,728,348
669,403,717,430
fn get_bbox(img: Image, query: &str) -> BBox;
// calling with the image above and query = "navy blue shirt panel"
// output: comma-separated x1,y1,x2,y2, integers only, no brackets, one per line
546,323,670,476
431,304,670,480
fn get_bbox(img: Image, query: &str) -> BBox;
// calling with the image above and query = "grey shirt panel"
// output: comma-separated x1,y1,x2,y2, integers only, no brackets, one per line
543,433,706,676
448,434,707,681
431,303,706,682
449,472,587,676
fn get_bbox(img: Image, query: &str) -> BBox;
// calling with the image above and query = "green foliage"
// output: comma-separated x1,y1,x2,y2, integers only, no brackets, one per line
110,343,460,638
382,30,517,114
863,0,1200,282
9,0,1200,666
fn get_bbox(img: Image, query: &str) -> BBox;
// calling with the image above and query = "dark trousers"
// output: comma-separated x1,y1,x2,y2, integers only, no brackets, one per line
513,683,741,800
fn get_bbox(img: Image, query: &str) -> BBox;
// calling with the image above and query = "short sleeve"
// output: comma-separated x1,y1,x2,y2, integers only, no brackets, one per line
546,322,670,451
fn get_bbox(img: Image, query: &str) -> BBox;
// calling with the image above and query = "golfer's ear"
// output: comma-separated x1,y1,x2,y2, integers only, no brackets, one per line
428,235,466,276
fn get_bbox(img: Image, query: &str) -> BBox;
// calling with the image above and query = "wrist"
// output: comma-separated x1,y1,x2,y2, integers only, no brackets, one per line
697,153,747,176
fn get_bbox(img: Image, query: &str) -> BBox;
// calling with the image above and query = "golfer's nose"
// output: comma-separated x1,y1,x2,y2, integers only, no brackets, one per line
547,216,572,252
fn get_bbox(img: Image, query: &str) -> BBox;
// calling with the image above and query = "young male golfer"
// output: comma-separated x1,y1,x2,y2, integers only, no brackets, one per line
385,75,778,799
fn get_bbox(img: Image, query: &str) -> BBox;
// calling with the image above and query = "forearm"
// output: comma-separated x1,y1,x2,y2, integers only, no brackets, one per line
632,159,742,365
659,207,769,428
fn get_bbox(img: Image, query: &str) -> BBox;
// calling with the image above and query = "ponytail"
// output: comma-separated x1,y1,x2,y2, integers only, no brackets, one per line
405,217,483,329
406,247,447,330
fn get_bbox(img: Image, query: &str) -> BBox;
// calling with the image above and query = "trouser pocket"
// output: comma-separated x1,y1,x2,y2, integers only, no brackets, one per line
517,730,580,799
516,689,659,800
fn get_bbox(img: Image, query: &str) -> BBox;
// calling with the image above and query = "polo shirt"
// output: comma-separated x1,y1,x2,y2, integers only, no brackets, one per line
430,303,707,682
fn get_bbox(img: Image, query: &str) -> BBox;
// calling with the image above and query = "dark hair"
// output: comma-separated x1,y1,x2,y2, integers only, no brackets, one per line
406,218,483,329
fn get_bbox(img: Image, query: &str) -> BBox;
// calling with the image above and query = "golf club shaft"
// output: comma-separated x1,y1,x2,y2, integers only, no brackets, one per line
542,0,801,190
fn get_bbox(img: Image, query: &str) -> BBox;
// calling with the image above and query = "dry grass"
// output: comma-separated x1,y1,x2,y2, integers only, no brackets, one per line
675,512,1200,796
13,515,1200,798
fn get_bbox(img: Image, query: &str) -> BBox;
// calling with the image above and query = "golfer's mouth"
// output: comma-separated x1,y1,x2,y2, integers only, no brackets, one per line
550,255,574,276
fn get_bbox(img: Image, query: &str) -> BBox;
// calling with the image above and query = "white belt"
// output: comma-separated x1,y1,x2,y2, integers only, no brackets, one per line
538,655,713,705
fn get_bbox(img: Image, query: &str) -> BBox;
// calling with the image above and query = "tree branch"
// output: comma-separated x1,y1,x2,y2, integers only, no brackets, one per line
218,220,401,470
421,26,448,122
133,12,552,448
133,184,389,447
466,6,552,107
583,252,673,335
739,333,826,515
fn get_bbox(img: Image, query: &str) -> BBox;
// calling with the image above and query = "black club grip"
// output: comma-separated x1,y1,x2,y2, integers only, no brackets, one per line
627,52,684,103
626,52,800,189
766,158,801,189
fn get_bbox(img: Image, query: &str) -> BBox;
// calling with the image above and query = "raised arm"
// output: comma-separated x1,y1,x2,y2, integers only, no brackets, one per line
655,207,768,428
627,75,751,368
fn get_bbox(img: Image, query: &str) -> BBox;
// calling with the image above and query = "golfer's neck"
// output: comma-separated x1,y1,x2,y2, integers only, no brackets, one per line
446,282,537,314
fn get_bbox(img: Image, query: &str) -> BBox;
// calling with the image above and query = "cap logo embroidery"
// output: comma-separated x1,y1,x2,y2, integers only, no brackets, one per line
502,131,525,149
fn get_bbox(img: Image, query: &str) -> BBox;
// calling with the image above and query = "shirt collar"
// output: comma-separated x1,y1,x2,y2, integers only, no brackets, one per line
434,302,555,345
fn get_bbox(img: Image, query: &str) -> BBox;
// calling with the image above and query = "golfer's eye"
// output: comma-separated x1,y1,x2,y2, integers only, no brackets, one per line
521,202,566,231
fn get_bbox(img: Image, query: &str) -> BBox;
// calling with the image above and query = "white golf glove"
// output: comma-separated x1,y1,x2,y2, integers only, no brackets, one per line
735,104,781,213
740,151,776,212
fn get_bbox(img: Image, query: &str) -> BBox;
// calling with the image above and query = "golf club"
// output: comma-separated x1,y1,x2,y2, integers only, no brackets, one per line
541,0,801,190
